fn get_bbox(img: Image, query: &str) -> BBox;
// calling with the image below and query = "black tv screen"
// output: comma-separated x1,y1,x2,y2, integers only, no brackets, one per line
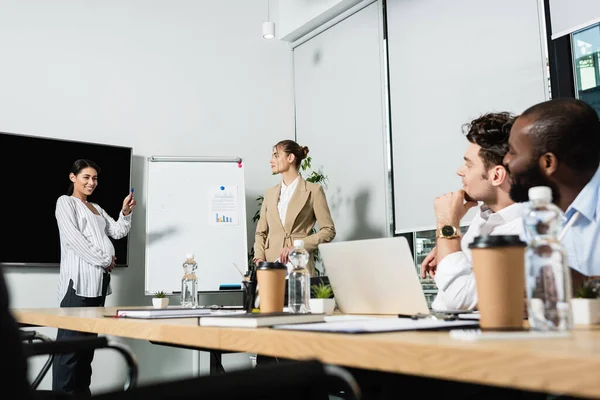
0,131,132,267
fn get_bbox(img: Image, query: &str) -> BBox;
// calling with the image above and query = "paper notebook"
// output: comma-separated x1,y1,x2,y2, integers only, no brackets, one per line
198,312,325,328
272,318,479,333
111,307,244,319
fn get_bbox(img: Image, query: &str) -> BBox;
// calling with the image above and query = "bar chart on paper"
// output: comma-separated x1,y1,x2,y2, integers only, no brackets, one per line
216,213,233,223
210,185,239,225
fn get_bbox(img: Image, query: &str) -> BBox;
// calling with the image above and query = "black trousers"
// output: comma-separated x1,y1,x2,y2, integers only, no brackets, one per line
52,274,110,397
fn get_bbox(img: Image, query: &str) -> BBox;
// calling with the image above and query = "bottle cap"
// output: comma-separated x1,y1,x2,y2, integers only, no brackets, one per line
185,253,194,260
293,239,304,248
528,186,552,201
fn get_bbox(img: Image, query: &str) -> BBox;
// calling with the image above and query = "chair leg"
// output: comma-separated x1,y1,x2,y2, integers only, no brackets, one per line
209,351,226,375
21,331,55,391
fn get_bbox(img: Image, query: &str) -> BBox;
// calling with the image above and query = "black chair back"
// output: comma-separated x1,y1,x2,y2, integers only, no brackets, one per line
93,359,359,400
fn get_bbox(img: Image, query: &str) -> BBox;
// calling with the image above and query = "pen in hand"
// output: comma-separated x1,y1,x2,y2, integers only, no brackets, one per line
122,188,137,215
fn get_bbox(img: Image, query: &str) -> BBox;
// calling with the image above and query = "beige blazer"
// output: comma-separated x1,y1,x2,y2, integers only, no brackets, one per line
253,177,336,275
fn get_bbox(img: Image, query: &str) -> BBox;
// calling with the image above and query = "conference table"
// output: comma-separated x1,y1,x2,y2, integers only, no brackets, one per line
14,306,600,399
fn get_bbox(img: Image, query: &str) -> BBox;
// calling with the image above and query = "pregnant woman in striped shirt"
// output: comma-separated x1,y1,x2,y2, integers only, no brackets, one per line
53,159,136,396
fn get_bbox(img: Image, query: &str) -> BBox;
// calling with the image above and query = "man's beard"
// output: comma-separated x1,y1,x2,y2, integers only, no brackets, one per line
508,161,560,204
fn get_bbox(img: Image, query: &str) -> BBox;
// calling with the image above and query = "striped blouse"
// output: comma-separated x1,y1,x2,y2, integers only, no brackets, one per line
55,195,132,302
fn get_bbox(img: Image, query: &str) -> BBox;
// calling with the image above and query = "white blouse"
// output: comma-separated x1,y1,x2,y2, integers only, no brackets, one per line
94,214,116,258
277,175,300,273
55,195,131,301
277,175,300,226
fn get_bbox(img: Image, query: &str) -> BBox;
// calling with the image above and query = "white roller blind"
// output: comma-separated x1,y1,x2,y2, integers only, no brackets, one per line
294,2,389,244
549,0,600,39
387,0,547,233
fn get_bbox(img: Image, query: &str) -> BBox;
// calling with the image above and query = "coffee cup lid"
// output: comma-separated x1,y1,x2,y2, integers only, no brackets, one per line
257,261,287,270
468,235,526,249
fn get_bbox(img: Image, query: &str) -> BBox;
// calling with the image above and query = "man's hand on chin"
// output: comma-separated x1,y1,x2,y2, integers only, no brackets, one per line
433,190,478,264
434,189,478,227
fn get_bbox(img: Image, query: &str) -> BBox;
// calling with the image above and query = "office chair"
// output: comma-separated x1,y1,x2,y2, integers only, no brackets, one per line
21,330,56,390
92,358,361,400
20,332,360,399
20,333,363,399
21,334,139,395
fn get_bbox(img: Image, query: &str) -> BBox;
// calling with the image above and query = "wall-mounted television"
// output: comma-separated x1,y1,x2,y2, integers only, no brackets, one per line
0,131,132,267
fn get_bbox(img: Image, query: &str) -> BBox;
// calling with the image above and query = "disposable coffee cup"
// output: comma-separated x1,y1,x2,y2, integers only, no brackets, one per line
256,262,287,313
469,235,527,330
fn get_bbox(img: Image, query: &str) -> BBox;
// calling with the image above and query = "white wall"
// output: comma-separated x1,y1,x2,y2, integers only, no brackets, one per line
0,0,294,394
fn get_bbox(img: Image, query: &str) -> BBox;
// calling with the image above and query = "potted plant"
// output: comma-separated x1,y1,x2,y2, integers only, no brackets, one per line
309,282,335,315
152,291,169,309
571,280,600,325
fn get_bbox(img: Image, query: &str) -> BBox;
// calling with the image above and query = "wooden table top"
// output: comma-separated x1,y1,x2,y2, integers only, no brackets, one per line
13,306,600,398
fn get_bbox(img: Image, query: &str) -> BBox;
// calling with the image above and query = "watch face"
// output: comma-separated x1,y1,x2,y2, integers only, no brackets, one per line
441,225,455,237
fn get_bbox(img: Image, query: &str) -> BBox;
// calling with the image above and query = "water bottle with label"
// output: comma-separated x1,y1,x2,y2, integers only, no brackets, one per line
181,253,198,308
288,239,311,314
523,186,572,331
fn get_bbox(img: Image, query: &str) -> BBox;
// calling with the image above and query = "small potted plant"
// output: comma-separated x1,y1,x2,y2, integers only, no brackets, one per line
152,291,169,309
571,280,600,325
309,282,335,315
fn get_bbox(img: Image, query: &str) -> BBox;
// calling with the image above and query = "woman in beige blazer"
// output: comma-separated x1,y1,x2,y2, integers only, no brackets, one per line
253,140,335,276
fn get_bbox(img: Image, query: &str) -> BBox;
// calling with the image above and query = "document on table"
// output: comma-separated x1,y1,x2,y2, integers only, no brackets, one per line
458,312,481,320
449,329,571,341
272,317,479,333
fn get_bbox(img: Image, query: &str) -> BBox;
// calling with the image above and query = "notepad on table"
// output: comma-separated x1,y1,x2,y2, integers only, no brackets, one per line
112,307,244,319
198,312,325,328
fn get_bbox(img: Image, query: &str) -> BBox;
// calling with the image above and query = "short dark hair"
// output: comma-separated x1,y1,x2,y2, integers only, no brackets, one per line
67,159,101,195
521,98,600,171
463,112,516,170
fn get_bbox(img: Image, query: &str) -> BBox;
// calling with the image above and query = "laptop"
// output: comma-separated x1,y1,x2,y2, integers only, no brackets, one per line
318,236,430,316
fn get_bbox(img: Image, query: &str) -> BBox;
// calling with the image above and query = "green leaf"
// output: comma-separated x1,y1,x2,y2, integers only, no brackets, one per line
311,282,333,298
247,248,255,269
575,280,599,298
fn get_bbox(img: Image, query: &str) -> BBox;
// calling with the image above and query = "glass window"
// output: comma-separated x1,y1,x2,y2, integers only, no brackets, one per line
572,23,600,117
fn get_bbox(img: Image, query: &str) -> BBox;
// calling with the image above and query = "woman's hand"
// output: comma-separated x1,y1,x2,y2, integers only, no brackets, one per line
253,258,265,266
122,192,137,216
279,246,294,265
106,256,116,273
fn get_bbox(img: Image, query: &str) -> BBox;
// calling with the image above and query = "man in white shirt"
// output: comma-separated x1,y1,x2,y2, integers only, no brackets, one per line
421,112,526,311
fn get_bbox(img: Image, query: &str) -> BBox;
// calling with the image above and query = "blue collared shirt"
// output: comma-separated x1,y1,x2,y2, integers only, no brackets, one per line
562,166,600,277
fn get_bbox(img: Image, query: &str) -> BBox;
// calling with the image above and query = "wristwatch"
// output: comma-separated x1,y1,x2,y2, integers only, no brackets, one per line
438,225,460,239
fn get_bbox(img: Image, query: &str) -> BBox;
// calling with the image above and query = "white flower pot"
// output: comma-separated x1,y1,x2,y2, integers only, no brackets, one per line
309,298,335,315
571,298,600,325
152,298,169,309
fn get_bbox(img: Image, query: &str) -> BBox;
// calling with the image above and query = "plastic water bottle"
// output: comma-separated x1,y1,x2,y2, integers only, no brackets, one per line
181,253,198,308
523,186,572,331
288,239,311,314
